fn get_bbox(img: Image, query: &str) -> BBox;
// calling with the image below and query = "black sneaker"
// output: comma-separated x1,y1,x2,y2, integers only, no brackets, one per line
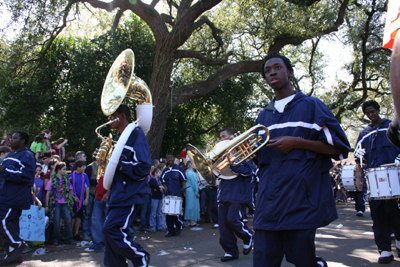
0,242,26,266
316,256,328,267
378,254,394,264
221,253,238,262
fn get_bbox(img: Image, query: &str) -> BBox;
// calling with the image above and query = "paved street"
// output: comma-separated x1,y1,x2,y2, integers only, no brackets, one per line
7,202,400,266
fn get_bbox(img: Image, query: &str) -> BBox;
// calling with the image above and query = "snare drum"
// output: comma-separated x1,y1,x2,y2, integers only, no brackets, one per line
365,165,400,200
162,196,183,215
340,165,364,191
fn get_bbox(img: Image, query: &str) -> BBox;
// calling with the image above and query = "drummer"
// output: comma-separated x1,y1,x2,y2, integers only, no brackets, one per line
354,100,400,264
161,153,187,237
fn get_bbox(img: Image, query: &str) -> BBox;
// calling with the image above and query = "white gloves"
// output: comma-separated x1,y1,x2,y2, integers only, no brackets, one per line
354,148,366,158
395,154,400,166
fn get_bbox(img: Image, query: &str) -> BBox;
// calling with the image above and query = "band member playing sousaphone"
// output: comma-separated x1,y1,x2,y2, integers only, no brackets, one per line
354,100,400,264
95,49,153,267
102,104,151,267
216,127,255,262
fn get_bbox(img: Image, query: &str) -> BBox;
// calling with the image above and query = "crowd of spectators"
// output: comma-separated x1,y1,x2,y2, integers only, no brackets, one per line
0,132,228,254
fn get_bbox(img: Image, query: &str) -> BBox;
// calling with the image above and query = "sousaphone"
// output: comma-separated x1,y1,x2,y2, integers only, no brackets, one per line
95,49,153,190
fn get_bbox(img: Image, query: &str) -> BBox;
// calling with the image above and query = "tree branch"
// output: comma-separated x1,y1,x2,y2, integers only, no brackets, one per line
84,0,169,43
112,8,127,30
150,0,160,8
173,59,264,105
161,13,175,26
175,50,233,65
269,0,350,52
192,16,223,47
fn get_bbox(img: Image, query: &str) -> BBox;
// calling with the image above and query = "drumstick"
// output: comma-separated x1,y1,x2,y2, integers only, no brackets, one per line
359,143,363,166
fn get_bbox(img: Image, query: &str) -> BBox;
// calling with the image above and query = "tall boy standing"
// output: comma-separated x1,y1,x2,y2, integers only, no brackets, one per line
253,53,350,267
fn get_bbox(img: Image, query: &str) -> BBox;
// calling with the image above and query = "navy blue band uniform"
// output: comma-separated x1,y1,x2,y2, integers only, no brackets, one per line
253,91,350,266
103,127,152,267
218,159,255,259
355,118,400,254
0,147,36,250
161,164,187,236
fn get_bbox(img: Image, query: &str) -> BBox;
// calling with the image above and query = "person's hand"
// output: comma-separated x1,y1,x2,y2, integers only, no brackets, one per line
73,196,79,203
101,194,108,203
395,154,400,166
197,193,200,198
45,207,49,214
266,136,298,153
37,201,42,210
84,199,88,206
354,148,366,158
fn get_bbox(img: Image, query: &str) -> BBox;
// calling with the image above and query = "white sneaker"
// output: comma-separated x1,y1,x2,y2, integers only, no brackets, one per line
84,248,95,252
356,211,364,217
243,218,248,222
212,224,219,229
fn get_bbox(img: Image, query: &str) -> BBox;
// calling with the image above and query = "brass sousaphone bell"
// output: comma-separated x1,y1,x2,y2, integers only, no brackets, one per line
95,49,153,190
186,124,270,185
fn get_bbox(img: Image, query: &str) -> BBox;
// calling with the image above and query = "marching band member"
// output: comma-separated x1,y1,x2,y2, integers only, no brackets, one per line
102,104,151,267
217,127,255,262
0,131,36,265
354,100,400,264
161,153,187,237
253,52,350,267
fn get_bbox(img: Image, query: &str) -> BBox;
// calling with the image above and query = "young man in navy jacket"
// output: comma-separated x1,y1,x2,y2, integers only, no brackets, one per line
253,53,350,267
217,127,255,262
0,131,36,265
161,153,187,237
354,100,400,264
102,104,151,267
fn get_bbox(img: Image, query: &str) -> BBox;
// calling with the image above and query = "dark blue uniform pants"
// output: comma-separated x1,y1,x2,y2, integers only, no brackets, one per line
370,199,400,251
103,205,148,267
166,214,183,235
219,202,253,257
253,229,320,267
354,190,365,212
205,187,218,224
0,207,23,249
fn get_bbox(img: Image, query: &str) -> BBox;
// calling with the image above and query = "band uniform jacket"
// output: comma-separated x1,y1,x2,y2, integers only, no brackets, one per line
218,160,255,204
254,91,350,231
0,147,36,210
107,127,152,207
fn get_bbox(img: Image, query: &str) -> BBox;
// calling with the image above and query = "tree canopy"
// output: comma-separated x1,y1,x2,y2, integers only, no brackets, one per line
0,0,394,157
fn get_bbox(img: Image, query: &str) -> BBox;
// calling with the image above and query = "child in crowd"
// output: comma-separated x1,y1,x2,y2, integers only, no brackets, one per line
45,162,78,245
68,160,89,241
148,167,165,232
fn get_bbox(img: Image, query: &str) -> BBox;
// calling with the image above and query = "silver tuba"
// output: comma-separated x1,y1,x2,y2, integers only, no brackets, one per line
95,49,153,190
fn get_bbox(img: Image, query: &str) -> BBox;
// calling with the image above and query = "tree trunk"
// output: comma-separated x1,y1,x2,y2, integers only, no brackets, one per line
146,45,175,159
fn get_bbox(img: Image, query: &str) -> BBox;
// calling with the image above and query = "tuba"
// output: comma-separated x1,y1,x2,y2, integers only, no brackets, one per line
95,49,153,190
186,124,270,185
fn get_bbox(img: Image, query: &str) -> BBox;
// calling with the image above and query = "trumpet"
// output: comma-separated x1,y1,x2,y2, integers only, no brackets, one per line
186,124,270,184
